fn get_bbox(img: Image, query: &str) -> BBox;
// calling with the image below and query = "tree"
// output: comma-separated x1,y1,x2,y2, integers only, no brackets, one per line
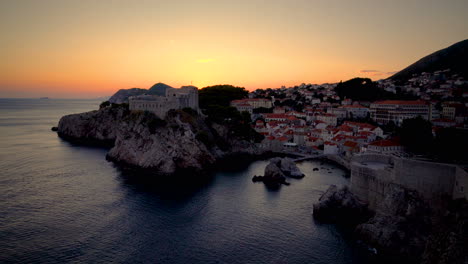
199,84,248,109
399,117,433,153
334,77,394,101
253,107,273,114
100,101,111,109
433,127,468,162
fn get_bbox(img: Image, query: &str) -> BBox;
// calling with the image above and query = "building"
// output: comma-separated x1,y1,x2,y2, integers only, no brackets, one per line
129,86,199,118
324,141,339,154
339,104,369,119
369,100,429,125
230,98,272,110
432,118,457,127
263,113,288,122
316,113,337,126
366,139,403,154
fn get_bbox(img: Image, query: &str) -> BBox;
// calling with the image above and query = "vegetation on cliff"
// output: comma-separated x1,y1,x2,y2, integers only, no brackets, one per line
334,77,417,101
199,84,248,108
199,84,264,143
334,78,393,101
397,116,468,162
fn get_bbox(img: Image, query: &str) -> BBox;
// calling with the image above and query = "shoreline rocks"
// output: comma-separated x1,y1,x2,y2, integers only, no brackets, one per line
56,107,264,176
313,185,372,226
312,183,468,263
252,157,304,188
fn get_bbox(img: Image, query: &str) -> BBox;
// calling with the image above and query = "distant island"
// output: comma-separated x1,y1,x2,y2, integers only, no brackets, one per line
40,97,49,99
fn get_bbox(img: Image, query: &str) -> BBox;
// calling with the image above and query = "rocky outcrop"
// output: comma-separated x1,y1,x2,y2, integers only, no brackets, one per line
57,106,263,175
355,184,432,262
313,185,372,226
313,183,445,263
252,158,304,188
421,199,468,264
278,158,305,178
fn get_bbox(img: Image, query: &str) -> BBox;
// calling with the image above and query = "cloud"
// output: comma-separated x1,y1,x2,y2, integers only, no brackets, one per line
196,59,215,63
360,69,381,73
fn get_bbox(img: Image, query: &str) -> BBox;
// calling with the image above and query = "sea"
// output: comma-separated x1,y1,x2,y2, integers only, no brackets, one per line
0,98,375,263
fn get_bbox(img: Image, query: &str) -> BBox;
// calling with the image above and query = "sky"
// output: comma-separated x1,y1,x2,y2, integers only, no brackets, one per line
1,0,467,98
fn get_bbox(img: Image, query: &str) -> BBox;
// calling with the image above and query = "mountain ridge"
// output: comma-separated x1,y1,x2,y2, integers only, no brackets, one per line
389,39,468,82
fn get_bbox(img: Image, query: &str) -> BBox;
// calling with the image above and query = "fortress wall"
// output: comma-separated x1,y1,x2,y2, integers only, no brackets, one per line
453,167,468,199
326,154,350,169
393,158,457,202
351,163,394,209
350,154,467,210
129,86,198,118
353,154,394,164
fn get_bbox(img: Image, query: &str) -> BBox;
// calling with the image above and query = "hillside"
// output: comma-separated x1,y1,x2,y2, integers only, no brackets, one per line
390,39,468,82
108,83,173,104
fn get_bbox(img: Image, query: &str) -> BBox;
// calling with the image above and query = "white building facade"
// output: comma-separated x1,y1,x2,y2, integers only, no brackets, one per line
129,86,199,118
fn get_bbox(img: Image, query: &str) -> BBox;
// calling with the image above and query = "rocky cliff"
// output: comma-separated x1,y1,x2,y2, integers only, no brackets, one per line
57,106,263,175
313,183,467,264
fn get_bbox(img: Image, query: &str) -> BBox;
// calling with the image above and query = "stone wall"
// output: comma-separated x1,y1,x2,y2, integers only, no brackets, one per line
393,158,457,202
350,154,468,210
453,166,468,199
129,86,198,118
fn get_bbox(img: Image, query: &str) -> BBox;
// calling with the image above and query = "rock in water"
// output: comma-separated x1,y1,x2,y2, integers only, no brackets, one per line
314,183,435,263
262,161,288,188
252,157,304,188
313,185,371,226
278,158,305,178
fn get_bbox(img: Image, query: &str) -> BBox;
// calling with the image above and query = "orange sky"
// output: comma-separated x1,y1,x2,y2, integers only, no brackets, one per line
1,0,467,98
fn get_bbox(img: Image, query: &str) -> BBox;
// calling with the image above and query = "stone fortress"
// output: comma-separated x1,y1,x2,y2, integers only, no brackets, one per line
129,85,199,118
349,153,468,210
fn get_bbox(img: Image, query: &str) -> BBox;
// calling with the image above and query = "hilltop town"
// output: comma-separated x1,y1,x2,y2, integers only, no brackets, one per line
230,69,467,163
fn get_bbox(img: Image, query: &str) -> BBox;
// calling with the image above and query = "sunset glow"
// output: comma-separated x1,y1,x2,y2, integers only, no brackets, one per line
1,0,467,98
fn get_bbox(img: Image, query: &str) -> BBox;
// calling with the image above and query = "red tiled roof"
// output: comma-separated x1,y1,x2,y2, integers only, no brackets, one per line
264,113,288,119
369,139,401,147
432,118,456,123
318,113,336,117
340,104,367,109
343,141,358,148
338,124,353,132
373,100,427,105
344,121,376,130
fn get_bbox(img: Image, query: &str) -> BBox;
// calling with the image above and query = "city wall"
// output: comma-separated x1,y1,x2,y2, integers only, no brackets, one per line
350,154,468,210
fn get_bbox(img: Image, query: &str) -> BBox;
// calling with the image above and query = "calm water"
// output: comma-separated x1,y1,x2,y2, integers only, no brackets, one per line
0,99,372,263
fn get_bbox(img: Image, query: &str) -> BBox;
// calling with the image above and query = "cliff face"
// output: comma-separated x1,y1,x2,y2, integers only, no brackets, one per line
313,183,468,263
57,107,263,175
354,183,432,262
